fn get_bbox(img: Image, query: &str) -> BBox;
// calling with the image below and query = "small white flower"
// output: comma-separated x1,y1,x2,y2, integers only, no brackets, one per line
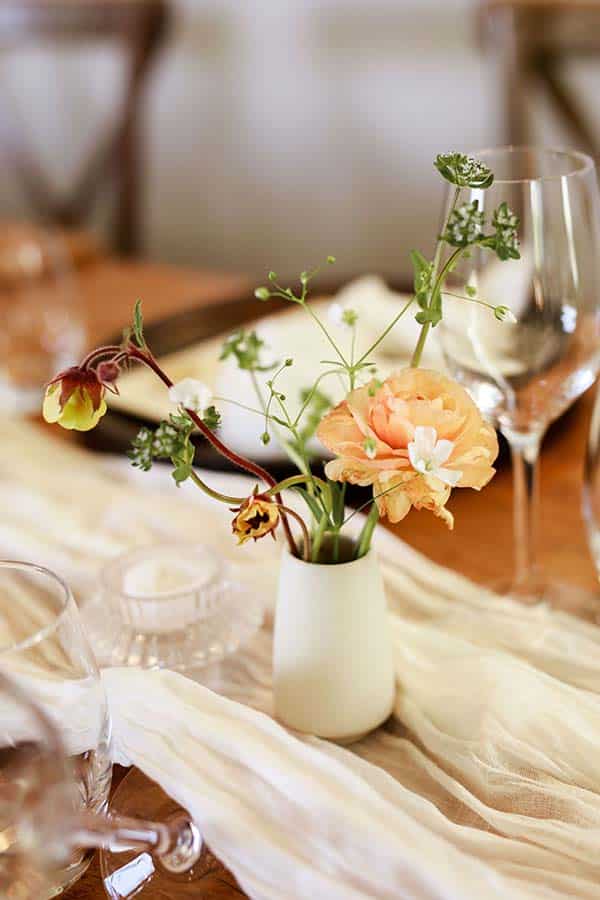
408,426,462,487
168,378,212,413
328,302,357,329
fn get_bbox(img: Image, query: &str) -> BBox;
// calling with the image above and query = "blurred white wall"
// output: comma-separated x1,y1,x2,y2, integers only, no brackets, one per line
0,0,591,281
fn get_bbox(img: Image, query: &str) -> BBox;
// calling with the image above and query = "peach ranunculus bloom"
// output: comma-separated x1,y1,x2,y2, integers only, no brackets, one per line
316,368,498,529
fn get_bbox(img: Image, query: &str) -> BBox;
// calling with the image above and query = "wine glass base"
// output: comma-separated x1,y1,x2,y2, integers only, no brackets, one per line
491,576,600,623
99,768,245,899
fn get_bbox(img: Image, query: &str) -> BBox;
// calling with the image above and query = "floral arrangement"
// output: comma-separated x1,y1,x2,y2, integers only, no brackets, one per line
43,153,518,564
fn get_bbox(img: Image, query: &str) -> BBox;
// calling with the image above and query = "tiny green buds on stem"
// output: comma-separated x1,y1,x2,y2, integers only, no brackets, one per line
255,286,271,300
494,304,517,323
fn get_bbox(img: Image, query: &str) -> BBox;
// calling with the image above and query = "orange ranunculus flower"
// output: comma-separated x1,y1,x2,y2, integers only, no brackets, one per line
231,496,280,544
316,368,498,529
42,366,107,431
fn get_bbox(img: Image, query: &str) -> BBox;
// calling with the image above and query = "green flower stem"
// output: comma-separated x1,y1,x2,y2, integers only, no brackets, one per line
265,473,330,497
410,320,431,369
410,246,463,368
127,346,299,558
355,295,415,366
410,186,460,369
443,290,499,315
304,302,349,369
189,471,246,505
213,394,287,427
292,369,340,428
311,511,329,563
343,480,412,527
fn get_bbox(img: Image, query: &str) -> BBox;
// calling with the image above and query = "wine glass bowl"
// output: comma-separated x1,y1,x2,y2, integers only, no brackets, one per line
0,672,75,898
0,560,112,894
0,560,224,898
438,147,600,609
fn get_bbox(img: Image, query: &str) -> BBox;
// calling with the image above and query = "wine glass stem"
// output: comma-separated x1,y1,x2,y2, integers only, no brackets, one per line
71,810,170,855
509,434,542,594
70,809,203,873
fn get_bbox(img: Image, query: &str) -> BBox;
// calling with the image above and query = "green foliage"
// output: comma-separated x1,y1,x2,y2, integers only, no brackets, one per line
410,250,434,310
128,410,218,486
201,405,221,430
355,501,380,559
441,200,485,248
220,329,276,372
488,202,521,260
132,299,146,348
434,152,494,189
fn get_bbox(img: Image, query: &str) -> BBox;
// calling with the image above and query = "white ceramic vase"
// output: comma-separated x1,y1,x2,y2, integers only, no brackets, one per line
273,547,396,742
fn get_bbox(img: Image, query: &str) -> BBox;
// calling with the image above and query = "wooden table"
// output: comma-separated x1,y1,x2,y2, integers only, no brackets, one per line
61,258,598,899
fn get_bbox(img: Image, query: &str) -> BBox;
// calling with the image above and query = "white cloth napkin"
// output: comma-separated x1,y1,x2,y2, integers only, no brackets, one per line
2,420,600,899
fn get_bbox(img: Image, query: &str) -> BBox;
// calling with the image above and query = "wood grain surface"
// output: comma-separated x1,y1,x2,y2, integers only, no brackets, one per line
57,256,598,899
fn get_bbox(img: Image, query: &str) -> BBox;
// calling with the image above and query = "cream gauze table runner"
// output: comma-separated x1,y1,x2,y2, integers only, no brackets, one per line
2,420,600,899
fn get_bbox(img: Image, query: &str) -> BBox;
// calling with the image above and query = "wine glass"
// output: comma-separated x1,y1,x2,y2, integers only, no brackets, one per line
0,223,86,415
0,668,214,900
0,558,112,893
0,670,73,897
0,558,219,898
437,146,600,613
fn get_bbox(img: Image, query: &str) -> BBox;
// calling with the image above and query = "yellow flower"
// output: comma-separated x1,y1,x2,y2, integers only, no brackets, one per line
42,367,107,432
232,496,280,544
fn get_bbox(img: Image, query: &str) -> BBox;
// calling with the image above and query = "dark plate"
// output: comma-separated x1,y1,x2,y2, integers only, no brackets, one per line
81,289,298,478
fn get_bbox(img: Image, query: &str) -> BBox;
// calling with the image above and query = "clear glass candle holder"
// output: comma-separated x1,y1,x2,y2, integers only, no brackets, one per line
81,542,264,671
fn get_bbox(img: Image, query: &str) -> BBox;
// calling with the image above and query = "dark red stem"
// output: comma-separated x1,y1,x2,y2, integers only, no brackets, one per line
81,346,123,369
127,346,299,557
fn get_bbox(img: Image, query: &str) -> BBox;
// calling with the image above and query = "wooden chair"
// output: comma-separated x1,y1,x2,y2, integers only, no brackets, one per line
0,0,171,255
480,0,600,158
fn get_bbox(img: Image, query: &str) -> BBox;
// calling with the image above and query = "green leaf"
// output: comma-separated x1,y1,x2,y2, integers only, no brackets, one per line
172,463,192,485
330,480,346,528
293,486,327,524
410,249,433,309
295,386,333,450
132,300,146,347
466,285,477,298
220,329,276,372
355,501,379,559
415,305,442,327
201,405,221,430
